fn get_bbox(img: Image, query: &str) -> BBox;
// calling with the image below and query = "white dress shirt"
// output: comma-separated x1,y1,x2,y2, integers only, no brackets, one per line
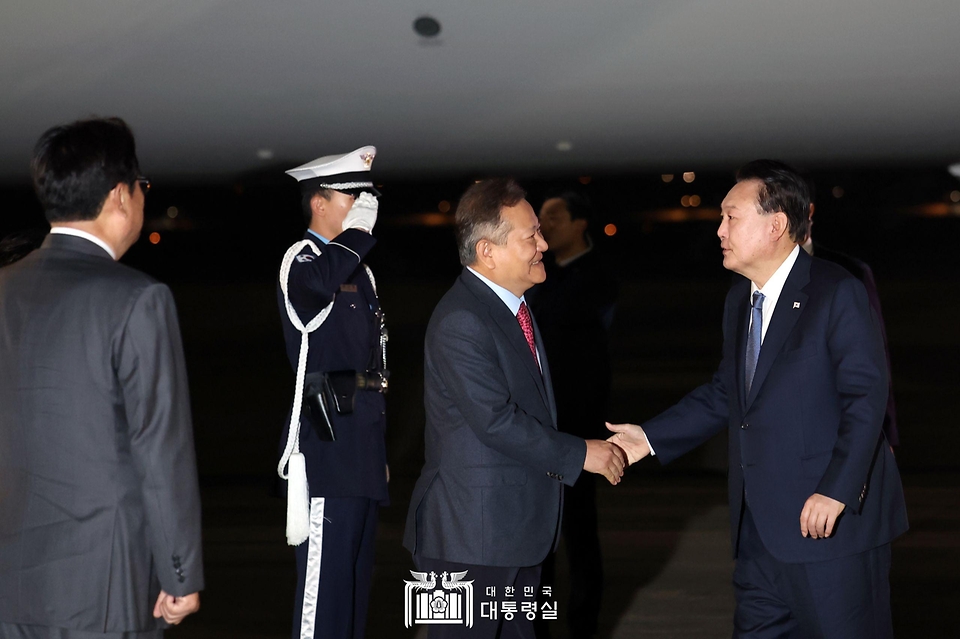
750,245,801,344
49,227,117,260
466,267,541,367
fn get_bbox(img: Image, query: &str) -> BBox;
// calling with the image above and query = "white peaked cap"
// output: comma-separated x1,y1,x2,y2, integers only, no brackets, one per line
285,146,378,193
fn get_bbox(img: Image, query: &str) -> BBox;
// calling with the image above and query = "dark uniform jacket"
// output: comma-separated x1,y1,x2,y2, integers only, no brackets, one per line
277,229,388,503
643,249,908,563
0,234,203,633
403,269,587,567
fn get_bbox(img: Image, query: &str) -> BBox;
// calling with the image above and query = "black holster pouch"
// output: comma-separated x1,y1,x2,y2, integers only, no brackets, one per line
302,370,358,442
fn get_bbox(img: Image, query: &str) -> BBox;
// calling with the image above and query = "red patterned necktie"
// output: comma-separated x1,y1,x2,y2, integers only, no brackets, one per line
516,302,540,371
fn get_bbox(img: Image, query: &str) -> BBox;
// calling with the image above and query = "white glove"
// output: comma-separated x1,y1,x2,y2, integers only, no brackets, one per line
342,192,378,233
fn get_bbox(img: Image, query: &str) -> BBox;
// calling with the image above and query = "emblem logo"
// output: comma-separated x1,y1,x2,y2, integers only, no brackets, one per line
793,301,801,309
361,152,375,168
404,570,474,628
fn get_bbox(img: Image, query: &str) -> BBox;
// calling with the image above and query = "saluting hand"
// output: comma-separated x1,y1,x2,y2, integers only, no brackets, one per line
342,192,379,233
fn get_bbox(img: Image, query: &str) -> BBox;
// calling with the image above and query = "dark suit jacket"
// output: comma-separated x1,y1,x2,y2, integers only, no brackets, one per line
813,242,898,446
403,269,587,567
0,234,203,633
276,229,388,502
643,249,908,563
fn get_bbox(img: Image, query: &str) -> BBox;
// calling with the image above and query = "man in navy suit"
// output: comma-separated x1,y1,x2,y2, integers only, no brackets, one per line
404,178,627,639
608,160,908,638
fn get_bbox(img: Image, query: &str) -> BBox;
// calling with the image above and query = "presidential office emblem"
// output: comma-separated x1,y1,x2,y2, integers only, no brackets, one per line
404,570,474,628
361,152,375,168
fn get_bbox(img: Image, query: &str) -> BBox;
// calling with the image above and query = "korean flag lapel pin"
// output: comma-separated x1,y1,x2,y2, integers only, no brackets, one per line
793,301,801,309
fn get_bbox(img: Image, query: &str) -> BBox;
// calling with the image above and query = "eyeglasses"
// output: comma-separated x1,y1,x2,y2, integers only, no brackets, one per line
136,176,151,194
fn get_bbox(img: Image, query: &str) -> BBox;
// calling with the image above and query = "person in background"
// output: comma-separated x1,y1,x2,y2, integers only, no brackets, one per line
527,190,617,639
802,179,899,448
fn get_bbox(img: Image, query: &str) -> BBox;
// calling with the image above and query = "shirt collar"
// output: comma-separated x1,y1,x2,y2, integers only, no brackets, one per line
751,244,801,300
307,228,330,245
48,227,117,260
466,267,525,316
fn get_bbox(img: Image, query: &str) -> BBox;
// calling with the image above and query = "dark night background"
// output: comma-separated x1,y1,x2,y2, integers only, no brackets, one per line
2,165,958,637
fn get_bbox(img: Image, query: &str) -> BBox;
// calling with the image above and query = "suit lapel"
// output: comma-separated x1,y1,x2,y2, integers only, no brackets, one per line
745,251,811,408
530,312,557,427
460,271,550,407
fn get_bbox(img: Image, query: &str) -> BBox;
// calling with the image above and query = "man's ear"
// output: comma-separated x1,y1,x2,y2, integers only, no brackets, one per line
310,193,326,219
102,182,127,217
770,212,789,241
475,240,495,269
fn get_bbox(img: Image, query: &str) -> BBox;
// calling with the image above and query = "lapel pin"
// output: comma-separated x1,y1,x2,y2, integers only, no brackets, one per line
793,301,801,309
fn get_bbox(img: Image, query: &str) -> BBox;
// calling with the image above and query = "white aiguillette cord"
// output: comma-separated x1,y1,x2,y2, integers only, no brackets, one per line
278,239,333,546
277,239,378,546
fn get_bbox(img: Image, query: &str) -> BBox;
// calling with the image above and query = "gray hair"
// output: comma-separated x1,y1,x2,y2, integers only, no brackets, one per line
454,178,526,266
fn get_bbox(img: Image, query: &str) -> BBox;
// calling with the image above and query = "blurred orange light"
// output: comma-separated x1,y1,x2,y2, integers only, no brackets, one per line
680,195,691,207
661,174,674,183
690,195,701,207
166,206,178,219
951,190,960,203
438,200,451,213
683,172,695,183
579,176,592,185
832,186,844,198
603,224,617,237
149,232,161,245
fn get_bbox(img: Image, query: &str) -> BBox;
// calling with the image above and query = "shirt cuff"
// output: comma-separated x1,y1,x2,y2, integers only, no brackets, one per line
642,429,656,456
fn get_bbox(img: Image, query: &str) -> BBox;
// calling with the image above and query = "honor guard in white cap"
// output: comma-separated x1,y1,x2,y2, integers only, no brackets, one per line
276,146,389,639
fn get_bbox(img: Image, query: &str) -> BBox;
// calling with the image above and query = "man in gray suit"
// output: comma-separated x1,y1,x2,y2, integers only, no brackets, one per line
403,178,626,639
0,118,203,638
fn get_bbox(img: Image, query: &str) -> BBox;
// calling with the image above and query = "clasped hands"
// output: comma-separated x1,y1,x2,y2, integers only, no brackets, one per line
602,421,846,538
153,590,200,625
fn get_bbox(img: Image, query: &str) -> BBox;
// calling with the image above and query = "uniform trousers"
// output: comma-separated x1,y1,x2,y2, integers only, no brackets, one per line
293,497,379,639
412,556,542,639
733,506,893,639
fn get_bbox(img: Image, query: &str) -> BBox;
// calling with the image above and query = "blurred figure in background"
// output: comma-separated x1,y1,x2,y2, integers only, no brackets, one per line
0,227,47,267
527,191,617,639
0,117,203,637
802,180,899,448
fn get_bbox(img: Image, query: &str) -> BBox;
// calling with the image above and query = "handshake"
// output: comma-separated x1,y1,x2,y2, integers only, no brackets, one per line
582,422,652,485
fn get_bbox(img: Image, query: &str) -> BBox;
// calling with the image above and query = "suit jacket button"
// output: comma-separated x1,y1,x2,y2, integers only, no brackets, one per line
557,475,563,481
741,422,749,429
178,576,186,583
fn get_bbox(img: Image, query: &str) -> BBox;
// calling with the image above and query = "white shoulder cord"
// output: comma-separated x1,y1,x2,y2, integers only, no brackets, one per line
277,239,376,546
